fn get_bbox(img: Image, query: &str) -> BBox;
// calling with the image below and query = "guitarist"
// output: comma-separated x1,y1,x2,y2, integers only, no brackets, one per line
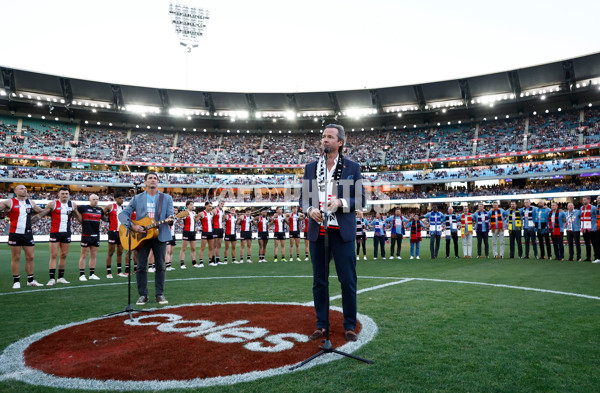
118,172,174,306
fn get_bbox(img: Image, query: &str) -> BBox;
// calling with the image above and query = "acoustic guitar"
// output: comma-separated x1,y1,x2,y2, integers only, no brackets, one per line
119,210,189,251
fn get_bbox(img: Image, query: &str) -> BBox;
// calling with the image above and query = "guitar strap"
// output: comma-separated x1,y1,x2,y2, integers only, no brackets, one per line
156,192,164,221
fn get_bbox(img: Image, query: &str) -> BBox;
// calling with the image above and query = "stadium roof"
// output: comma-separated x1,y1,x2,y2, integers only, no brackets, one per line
1,52,600,131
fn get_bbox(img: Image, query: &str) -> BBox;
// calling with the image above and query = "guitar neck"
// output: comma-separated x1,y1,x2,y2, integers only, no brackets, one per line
145,216,172,230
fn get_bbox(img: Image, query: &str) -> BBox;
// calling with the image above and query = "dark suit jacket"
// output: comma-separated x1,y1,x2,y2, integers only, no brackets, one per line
299,157,365,243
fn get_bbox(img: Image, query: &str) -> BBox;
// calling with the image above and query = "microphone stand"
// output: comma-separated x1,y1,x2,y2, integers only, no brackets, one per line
105,182,151,321
290,148,373,371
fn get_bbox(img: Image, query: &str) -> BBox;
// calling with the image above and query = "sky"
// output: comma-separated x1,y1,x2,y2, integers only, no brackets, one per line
2,0,599,93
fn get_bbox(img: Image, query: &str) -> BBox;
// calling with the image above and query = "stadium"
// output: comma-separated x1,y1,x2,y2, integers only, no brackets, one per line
1,1,599,392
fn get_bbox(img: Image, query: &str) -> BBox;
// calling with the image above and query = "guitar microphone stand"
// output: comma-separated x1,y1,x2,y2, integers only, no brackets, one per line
290,148,373,371
105,181,151,321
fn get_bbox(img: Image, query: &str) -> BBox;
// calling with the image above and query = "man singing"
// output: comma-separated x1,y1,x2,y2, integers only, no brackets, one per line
118,172,174,305
300,124,365,342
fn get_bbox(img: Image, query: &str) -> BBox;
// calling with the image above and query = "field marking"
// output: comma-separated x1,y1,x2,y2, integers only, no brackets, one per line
324,278,414,304
0,302,378,391
1,275,599,302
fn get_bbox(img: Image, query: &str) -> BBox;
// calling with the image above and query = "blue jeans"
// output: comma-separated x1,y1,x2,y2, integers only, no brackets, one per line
410,241,420,257
309,230,357,331
373,235,386,258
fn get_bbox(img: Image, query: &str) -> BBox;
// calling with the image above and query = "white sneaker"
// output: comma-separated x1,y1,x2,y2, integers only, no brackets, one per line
166,266,175,271
416,256,420,259
56,277,70,284
193,263,204,268
593,259,600,264
397,256,402,260
117,272,128,277
107,274,113,279
410,256,414,260
373,257,377,260
27,280,44,287
246,259,252,264
89,274,100,280
79,275,87,282
356,256,359,260
218,261,228,265
297,258,302,262
47,278,56,286
389,256,395,260
148,267,156,273
305,257,309,261
363,256,367,260
12,282,21,289
232,260,241,264
180,264,187,269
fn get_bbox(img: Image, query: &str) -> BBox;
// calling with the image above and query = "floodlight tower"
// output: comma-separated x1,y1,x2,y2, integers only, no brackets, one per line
169,2,210,53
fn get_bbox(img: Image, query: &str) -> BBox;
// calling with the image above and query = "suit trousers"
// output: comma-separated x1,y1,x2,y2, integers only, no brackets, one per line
310,230,357,331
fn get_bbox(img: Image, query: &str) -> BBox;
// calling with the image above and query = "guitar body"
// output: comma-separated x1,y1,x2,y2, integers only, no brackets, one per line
119,217,159,251
118,210,188,251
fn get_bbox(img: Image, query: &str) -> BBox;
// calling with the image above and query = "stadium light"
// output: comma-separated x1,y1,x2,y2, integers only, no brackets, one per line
169,2,210,53
0,90,5,96
41,116,45,119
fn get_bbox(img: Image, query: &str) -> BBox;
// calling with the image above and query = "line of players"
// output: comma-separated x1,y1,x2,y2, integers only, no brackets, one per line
1,186,312,289
176,200,309,267
356,198,600,262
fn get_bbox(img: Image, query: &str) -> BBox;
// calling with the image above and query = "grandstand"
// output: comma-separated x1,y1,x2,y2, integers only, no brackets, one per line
1,44,600,393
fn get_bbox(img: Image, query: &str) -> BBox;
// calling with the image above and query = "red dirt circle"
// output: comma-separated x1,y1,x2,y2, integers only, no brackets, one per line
24,303,362,381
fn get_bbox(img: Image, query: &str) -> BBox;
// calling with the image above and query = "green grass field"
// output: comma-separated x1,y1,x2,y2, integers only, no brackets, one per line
1,239,599,393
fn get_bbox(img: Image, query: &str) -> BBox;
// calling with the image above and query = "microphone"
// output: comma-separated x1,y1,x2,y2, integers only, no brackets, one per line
324,147,331,154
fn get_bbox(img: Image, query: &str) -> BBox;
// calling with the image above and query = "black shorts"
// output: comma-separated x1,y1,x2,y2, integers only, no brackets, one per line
241,231,252,240
8,232,34,247
258,231,269,241
108,230,120,245
274,232,286,241
289,231,300,239
225,234,237,241
81,235,100,248
213,228,224,238
182,231,197,241
167,235,177,246
201,231,214,240
302,231,308,239
49,232,71,244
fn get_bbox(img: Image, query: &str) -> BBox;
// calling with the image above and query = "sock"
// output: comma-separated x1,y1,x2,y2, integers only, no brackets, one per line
125,265,130,274
216,257,220,263
211,256,216,263
79,268,85,276
107,267,112,274
247,255,251,260
117,263,122,273
49,269,56,280
199,259,203,265
224,257,228,263
297,254,300,259
27,274,34,283
90,268,95,276
13,275,20,283
181,260,186,266
58,269,65,279
192,260,197,266
166,261,172,268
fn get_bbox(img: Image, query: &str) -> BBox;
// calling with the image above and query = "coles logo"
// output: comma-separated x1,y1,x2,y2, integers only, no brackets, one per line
0,302,377,391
